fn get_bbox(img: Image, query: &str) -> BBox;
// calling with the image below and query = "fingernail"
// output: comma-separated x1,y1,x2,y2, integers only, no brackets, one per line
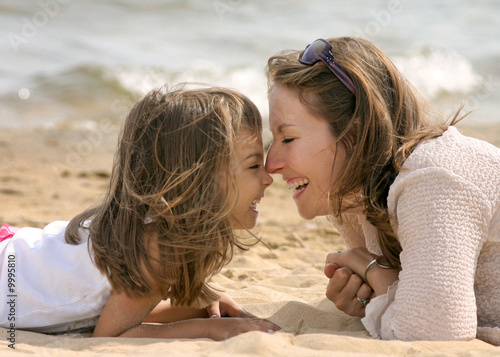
210,315,218,318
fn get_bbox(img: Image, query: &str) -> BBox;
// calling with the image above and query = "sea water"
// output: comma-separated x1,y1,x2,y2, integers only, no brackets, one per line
1,0,499,133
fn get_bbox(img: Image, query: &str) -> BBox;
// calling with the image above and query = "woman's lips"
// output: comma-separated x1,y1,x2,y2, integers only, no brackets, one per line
286,178,309,199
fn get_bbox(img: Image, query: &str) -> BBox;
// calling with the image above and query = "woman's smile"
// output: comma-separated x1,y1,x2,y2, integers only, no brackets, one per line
265,85,347,220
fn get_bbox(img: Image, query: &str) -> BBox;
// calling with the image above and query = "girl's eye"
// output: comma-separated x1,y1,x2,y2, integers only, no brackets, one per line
249,164,261,169
282,138,295,144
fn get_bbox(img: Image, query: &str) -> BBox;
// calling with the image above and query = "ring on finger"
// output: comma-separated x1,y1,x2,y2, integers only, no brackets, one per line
356,296,370,307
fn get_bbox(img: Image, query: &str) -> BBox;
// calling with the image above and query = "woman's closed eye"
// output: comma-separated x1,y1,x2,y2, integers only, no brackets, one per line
282,138,295,144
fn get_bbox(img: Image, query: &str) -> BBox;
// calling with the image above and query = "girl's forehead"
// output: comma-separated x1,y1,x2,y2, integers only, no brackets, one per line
234,130,263,155
236,128,261,142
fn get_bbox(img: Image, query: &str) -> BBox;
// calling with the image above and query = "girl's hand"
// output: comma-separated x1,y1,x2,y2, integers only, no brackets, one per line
204,317,280,341
95,291,279,339
206,290,255,318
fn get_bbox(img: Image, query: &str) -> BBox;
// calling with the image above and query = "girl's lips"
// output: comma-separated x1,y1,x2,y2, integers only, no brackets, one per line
250,198,261,213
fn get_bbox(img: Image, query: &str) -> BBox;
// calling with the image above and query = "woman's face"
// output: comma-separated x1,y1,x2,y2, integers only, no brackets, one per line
265,85,347,220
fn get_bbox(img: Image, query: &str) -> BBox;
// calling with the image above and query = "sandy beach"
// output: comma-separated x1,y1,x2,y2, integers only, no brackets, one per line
1,124,500,356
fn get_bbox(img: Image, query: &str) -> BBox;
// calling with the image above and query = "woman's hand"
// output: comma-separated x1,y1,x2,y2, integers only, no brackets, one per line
324,262,373,317
206,290,255,318
326,248,400,295
324,248,400,316
204,317,280,341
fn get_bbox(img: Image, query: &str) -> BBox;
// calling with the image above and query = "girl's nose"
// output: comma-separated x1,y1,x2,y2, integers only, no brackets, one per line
262,171,273,186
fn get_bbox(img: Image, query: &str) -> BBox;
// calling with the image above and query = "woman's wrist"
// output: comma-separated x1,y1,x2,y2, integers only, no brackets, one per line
363,256,394,283
329,248,399,296
363,257,400,296
363,259,378,283
337,247,377,276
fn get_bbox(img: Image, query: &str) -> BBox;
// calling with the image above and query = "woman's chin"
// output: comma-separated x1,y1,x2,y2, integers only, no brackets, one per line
297,204,330,220
297,208,318,220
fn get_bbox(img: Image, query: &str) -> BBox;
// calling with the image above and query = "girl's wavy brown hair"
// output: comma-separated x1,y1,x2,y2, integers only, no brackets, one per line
65,85,262,307
267,37,461,268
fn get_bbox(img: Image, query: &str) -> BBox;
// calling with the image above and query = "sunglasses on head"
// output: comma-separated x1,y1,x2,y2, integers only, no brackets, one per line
299,38,356,95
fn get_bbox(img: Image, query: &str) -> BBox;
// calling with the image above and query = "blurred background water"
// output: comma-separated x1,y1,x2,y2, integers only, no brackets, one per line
1,0,499,138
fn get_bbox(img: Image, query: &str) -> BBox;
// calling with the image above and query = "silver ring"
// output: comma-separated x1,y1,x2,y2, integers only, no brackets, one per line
356,296,370,307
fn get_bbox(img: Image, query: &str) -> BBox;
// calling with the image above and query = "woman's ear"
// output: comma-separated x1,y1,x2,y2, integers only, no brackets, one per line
346,118,361,146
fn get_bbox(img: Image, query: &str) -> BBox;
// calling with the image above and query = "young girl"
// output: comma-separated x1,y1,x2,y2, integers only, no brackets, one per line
265,37,500,344
0,85,278,340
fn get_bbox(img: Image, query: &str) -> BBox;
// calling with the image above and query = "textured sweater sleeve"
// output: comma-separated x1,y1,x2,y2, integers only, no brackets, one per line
370,167,492,341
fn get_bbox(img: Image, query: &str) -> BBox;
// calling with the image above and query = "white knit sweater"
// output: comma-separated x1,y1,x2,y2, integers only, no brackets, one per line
334,127,500,345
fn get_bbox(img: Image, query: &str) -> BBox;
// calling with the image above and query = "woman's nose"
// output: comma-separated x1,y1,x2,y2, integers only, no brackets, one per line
265,143,283,174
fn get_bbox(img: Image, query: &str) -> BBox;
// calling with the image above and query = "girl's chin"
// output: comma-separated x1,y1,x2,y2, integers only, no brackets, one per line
230,219,257,230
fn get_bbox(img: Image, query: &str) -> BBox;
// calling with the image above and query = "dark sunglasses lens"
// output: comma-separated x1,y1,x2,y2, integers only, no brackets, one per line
300,40,328,64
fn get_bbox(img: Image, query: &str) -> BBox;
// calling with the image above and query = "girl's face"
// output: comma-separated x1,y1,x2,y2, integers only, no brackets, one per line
265,85,347,220
229,129,273,229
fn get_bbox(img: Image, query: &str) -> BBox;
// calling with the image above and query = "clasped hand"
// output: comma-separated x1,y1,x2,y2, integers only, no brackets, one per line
324,248,399,317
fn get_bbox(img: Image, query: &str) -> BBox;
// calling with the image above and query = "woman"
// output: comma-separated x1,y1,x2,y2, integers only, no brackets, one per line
265,37,500,344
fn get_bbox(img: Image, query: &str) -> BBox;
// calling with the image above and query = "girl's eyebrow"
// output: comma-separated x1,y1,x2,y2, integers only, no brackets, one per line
244,152,263,160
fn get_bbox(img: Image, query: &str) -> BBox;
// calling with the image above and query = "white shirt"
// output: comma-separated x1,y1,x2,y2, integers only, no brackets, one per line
0,221,112,333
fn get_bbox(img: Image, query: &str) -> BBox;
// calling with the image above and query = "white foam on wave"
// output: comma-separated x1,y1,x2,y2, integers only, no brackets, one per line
111,61,269,120
394,47,483,99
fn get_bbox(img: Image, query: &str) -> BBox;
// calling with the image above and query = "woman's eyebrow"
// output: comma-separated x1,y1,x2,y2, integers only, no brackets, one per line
277,123,295,133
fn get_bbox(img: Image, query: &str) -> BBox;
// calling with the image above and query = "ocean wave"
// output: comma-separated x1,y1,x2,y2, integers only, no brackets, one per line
109,62,269,119
0,62,269,128
394,47,483,100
